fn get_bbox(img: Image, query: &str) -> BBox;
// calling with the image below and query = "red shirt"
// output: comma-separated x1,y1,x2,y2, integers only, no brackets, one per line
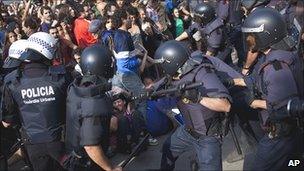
73,17,97,48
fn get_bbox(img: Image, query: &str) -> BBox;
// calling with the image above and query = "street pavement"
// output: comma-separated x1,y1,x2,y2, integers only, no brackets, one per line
9,122,257,171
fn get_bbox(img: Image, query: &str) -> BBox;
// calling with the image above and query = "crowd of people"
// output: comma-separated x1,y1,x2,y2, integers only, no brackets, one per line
0,0,303,171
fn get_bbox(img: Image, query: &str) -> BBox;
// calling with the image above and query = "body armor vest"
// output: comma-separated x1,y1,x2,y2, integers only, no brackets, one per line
65,77,112,156
8,66,67,144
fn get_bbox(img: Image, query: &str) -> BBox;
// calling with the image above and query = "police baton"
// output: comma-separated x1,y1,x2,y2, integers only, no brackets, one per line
118,134,150,168
132,82,204,101
228,114,243,155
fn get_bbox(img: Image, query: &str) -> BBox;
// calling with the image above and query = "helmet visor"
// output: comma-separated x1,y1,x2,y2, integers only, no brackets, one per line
241,24,265,33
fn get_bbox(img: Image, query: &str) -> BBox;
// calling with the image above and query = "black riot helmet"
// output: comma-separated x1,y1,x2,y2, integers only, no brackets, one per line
80,45,115,79
241,0,271,11
193,3,216,25
241,8,294,52
154,40,190,76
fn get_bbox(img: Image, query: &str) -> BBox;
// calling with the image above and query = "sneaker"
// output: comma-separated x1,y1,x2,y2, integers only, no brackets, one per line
148,138,158,146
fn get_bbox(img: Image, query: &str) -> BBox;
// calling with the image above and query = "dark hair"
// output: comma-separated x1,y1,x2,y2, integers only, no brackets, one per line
49,22,60,32
77,4,85,13
112,9,128,28
4,30,16,53
23,17,38,30
126,6,139,16
105,2,117,13
40,6,52,15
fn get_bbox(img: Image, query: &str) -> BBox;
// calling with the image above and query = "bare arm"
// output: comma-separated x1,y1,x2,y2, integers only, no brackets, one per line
139,52,148,73
175,31,188,41
200,97,231,112
250,99,266,109
84,145,114,171
145,55,155,67
22,0,31,21
233,78,246,87
61,38,78,50
206,51,214,57
242,51,259,75
180,7,190,16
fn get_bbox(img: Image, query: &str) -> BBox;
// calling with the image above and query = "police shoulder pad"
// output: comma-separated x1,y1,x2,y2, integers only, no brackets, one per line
3,69,21,84
203,18,224,35
49,65,66,75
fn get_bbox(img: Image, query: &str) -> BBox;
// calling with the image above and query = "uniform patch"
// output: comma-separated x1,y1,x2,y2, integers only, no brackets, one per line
20,86,56,104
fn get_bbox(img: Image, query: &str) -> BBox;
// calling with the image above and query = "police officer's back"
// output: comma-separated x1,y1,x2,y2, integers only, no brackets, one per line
1,32,70,170
65,45,122,171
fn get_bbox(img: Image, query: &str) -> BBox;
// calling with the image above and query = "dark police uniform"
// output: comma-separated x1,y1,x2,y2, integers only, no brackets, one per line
65,76,112,170
186,18,225,56
1,63,69,170
160,59,232,170
245,50,304,170
220,0,246,67
280,1,304,57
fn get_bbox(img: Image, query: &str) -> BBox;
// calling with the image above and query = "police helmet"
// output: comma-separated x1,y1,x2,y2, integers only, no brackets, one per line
241,0,271,10
19,32,58,62
193,3,216,25
154,40,190,76
3,39,29,69
241,8,291,52
80,45,115,79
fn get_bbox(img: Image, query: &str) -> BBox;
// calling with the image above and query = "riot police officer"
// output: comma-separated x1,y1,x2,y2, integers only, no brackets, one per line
175,3,225,57
240,0,271,75
237,8,304,170
2,39,28,73
280,0,304,57
64,45,122,171
1,39,32,170
1,32,70,170
153,40,232,170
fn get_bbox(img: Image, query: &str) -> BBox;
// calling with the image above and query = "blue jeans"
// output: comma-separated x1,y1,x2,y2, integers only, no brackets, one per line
161,126,222,171
112,72,147,121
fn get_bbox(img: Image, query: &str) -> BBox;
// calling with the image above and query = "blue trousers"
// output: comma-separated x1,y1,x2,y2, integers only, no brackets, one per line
161,126,222,171
252,129,304,170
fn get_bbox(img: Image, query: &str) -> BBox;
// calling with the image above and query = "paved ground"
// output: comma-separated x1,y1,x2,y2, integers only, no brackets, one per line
8,122,257,171
109,123,256,171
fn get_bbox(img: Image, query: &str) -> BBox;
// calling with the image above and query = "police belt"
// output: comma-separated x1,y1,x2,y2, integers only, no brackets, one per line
184,117,217,139
184,127,202,139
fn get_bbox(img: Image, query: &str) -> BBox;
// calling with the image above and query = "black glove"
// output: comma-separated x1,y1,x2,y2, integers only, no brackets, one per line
178,81,204,104
243,88,255,106
181,89,202,104
221,78,235,88
176,81,192,95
